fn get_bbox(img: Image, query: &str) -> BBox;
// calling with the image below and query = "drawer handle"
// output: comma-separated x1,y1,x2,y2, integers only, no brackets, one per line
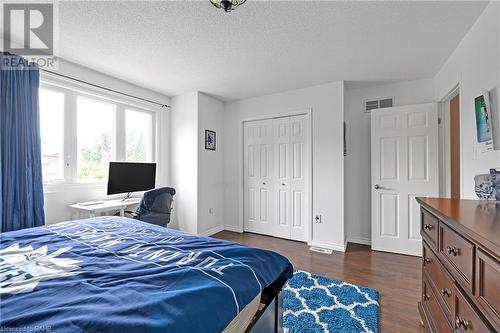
455,317,469,330
422,257,430,265
423,224,433,231
423,294,430,301
446,246,459,256
440,288,450,297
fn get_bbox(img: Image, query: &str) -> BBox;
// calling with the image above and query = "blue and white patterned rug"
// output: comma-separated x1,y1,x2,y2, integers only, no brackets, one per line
283,270,379,333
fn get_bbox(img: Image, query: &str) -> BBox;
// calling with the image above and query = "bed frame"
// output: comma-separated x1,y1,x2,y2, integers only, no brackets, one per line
245,277,286,333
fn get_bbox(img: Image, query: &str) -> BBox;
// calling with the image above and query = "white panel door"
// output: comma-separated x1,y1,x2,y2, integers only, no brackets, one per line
243,119,274,235
273,117,291,239
244,114,309,241
371,103,438,256
289,115,308,241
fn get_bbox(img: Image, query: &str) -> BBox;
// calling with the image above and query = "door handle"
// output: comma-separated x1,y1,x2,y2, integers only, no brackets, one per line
374,184,384,190
262,182,266,185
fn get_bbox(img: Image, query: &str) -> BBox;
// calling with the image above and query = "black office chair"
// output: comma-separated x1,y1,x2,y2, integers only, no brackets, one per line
127,187,176,227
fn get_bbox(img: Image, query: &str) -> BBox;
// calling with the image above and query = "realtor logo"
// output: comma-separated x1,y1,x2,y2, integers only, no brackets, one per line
3,3,54,55
1,1,58,69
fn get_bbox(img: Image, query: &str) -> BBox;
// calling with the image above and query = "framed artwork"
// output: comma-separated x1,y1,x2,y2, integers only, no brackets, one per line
205,130,216,151
474,92,494,153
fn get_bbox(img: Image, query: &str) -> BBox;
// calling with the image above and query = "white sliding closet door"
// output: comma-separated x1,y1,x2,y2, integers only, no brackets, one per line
243,119,274,236
243,114,309,242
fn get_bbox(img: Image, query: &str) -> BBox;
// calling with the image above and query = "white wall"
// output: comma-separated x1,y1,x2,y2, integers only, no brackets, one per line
169,91,225,236
434,2,500,199
344,79,435,244
43,59,172,224
198,93,225,235
170,92,199,234
223,81,345,251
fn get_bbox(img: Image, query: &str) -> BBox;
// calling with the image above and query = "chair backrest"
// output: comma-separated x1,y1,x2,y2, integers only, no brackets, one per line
135,187,176,226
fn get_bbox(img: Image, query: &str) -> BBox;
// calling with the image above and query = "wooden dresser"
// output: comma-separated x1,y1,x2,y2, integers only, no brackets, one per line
416,198,499,333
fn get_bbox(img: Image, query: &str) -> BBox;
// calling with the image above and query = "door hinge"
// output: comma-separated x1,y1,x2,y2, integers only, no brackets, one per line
438,117,442,125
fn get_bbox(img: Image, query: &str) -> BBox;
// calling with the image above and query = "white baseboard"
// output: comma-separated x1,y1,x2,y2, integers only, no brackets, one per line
224,225,244,233
347,236,371,246
199,224,225,237
309,240,346,253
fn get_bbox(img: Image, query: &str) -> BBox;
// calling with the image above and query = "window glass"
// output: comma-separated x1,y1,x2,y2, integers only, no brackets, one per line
39,82,158,185
39,88,65,182
126,109,152,162
77,96,114,181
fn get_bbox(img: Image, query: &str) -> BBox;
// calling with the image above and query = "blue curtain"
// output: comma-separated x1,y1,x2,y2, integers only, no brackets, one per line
0,53,45,232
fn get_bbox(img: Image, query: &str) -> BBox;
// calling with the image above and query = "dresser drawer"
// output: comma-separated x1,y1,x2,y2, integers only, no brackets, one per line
421,208,438,249
439,222,474,291
454,284,493,332
423,241,454,321
422,274,453,333
476,249,500,329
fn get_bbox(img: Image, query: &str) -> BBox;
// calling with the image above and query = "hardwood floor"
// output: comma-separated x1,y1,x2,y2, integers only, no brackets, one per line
214,231,425,333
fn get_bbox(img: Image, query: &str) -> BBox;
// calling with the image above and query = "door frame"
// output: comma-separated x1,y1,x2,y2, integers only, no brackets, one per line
238,108,313,243
438,83,463,198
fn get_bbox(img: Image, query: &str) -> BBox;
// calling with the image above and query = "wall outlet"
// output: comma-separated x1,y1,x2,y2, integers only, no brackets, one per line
314,214,322,223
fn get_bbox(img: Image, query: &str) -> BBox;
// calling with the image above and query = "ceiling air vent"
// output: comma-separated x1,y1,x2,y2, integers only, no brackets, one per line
364,97,394,113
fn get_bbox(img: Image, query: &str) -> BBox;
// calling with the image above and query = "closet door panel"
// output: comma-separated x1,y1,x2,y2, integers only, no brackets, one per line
290,115,308,241
244,123,259,233
243,119,274,236
244,114,308,241
273,117,291,239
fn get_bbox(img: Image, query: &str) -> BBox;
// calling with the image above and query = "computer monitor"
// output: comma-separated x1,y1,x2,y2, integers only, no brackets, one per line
107,162,156,198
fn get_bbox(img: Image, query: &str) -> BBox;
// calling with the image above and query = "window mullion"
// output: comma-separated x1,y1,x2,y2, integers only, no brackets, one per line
115,104,126,161
65,92,77,183
151,113,157,163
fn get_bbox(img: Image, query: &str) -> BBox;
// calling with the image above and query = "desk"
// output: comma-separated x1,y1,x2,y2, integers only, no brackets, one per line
69,198,141,218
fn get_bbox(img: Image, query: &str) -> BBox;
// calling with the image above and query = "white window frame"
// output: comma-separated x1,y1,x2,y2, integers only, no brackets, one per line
40,76,158,191
38,84,68,185
124,107,156,163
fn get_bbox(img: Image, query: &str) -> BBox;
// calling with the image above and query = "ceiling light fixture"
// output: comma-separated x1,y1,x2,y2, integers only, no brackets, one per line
210,0,247,12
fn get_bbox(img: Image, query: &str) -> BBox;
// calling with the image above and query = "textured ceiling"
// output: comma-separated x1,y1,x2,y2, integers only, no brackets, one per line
55,1,487,100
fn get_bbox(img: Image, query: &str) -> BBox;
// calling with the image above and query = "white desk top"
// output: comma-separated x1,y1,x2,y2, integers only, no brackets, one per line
69,198,141,213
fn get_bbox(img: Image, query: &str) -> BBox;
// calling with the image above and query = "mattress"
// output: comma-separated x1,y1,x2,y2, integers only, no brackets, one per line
0,217,293,332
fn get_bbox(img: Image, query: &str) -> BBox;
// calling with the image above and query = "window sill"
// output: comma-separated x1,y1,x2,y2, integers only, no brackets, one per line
43,182,107,194
42,183,145,202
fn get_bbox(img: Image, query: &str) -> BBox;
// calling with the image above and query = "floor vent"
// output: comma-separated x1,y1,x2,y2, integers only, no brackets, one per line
309,246,333,254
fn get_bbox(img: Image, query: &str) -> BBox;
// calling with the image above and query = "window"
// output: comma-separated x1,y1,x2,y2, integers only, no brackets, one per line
77,97,115,182
39,88,65,182
126,109,152,162
38,80,157,185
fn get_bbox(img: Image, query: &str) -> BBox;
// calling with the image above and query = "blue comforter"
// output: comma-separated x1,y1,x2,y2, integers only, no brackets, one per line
0,217,293,332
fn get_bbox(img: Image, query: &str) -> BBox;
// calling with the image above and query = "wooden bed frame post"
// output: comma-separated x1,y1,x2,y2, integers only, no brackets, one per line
246,289,284,333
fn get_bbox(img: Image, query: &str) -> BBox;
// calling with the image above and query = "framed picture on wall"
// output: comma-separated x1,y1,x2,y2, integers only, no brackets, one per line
205,130,216,151
474,91,494,153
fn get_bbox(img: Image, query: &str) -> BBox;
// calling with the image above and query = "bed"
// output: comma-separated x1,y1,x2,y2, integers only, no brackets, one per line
0,217,293,332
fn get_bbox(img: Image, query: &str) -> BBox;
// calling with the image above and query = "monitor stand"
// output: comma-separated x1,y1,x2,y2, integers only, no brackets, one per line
122,192,132,201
